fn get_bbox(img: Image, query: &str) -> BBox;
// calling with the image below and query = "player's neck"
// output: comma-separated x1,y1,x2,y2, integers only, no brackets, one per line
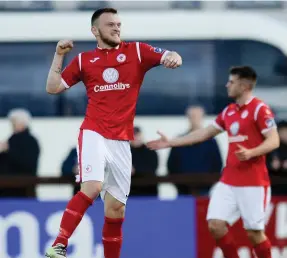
236,93,253,106
97,41,120,50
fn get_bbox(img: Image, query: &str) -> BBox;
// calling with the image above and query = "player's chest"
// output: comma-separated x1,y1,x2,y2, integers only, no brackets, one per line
82,51,139,82
224,108,255,136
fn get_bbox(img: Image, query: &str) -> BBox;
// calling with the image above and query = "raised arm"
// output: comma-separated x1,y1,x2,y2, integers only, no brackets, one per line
147,125,222,150
137,42,182,71
46,40,74,94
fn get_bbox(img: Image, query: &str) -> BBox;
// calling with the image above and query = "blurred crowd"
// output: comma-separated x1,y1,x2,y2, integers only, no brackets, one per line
0,106,286,198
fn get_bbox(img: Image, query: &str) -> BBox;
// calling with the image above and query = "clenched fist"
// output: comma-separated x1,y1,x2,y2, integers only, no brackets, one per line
161,51,182,69
56,40,74,55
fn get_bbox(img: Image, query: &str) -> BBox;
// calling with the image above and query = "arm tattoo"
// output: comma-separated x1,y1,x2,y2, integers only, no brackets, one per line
54,67,61,74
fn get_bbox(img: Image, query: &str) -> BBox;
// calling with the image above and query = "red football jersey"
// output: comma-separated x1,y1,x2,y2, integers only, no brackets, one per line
61,42,169,140
213,97,276,186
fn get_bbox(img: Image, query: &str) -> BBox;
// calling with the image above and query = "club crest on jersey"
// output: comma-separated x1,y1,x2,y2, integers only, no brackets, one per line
154,47,164,54
241,110,248,119
265,118,275,128
85,165,92,173
230,121,240,136
117,54,126,63
102,68,119,83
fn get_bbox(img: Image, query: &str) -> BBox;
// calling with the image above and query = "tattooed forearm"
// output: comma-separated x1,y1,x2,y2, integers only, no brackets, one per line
46,53,65,93
54,67,61,74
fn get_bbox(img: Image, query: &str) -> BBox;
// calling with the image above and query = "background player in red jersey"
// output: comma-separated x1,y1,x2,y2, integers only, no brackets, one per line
147,66,279,258
45,8,182,258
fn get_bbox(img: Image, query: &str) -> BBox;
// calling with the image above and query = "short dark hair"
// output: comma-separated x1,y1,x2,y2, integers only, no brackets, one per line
91,8,118,25
229,66,257,82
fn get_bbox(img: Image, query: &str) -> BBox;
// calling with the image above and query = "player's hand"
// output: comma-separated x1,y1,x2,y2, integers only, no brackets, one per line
162,51,182,69
146,131,171,150
235,144,254,161
56,40,74,55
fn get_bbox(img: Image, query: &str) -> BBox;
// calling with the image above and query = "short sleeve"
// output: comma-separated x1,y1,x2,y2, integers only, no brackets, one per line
212,107,228,131
255,104,277,134
61,54,81,89
136,42,169,70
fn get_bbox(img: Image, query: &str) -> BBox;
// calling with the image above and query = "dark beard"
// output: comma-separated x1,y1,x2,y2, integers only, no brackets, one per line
98,30,120,48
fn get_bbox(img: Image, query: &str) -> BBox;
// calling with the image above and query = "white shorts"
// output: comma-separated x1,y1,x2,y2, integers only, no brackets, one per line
206,182,271,230
76,129,132,204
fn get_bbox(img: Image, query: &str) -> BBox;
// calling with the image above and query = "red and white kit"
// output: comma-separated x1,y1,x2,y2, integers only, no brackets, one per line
61,42,169,204
207,97,276,229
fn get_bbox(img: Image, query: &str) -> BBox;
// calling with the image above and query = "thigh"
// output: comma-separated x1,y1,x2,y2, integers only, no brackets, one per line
235,186,271,230
77,130,106,183
101,139,132,205
207,182,240,225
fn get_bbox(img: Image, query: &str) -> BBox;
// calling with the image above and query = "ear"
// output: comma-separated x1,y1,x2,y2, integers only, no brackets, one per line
91,26,99,37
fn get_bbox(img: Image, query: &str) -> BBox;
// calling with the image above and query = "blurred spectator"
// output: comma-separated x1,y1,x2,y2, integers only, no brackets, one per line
168,106,222,195
130,126,158,196
61,147,80,195
268,120,287,195
0,109,40,197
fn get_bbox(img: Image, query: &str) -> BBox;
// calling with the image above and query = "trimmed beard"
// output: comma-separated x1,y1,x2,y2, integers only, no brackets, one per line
98,29,120,48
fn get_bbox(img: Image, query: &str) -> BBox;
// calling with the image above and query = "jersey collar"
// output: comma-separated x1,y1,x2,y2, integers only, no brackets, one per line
245,96,255,105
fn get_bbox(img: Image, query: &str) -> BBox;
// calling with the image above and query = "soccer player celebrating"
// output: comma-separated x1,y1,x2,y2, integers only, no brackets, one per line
147,66,279,258
45,8,182,258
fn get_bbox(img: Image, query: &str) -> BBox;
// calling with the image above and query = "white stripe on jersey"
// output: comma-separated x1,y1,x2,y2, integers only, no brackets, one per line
254,102,265,121
222,106,229,120
78,53,82,71
136,42,141,63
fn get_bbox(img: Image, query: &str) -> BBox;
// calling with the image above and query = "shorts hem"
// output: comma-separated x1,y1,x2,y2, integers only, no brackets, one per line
81,177,104,183
206,216,235,226
243,225,265,231
101,189,127,205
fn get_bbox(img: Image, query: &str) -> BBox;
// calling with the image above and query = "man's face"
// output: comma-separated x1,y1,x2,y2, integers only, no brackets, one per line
226,74,245,98
131,132,143,147
92,13,121,47
186,107,204,128
10,118,17,132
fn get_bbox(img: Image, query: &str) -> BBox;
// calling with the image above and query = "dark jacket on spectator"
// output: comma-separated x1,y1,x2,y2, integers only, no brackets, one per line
131,144,158,174
62,147,77,176
61,147,80,195
167,131,222,195
168,138,222,174
0,128,40,197
130,144,158,196
0,129,40,175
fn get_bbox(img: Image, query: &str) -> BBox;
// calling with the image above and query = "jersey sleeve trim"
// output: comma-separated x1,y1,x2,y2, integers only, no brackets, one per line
254,102,264,121
222,106,228,120
212,121,224,131
136,42,141,63
261,126,277,135
61,78,70,89
78,53,82,71
160,50,170,64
